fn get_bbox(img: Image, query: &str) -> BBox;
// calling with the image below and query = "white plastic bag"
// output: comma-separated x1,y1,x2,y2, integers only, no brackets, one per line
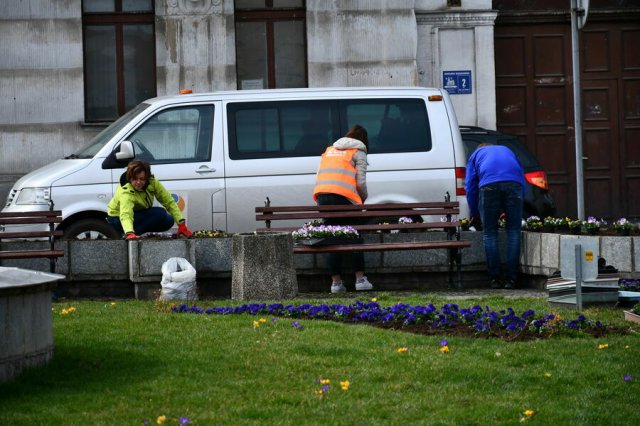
160,257,197,301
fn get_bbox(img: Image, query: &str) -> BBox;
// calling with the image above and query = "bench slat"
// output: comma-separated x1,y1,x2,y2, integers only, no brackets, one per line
293,240,470,254
0,249,65,260
256,202,459,213
0,210,62,218
0,217,62,225
256,208,459,222
0,231,64,239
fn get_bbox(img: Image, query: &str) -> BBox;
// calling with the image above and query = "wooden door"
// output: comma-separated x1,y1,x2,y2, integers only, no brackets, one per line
495,19,640,219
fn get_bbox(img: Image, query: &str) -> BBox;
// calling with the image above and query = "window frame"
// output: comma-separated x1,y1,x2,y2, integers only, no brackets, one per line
82,0,156,122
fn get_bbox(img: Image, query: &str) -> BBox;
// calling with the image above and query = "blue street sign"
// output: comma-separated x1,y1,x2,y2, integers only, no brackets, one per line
443,70,472,95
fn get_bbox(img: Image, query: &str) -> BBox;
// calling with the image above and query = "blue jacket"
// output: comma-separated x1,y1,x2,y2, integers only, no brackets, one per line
465,145,525,217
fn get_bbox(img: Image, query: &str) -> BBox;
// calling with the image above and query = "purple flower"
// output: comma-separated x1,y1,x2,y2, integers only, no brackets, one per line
291,321,303,329
440,339,448,347
624,374,632,381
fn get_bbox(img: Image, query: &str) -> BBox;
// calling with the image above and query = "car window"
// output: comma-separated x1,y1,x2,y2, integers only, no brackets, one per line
341,99,432,154
228,100,338,159
125,105,214,164
227,98,432,159
461,133,539,171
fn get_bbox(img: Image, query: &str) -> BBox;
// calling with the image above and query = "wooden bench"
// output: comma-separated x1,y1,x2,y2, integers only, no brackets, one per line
0,209,64,273
255,196,471,289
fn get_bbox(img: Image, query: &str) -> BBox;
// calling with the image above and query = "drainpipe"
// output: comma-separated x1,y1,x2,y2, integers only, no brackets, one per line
571,0,589,220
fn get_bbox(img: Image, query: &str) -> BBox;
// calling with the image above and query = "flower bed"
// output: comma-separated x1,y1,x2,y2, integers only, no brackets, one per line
171,300,623,341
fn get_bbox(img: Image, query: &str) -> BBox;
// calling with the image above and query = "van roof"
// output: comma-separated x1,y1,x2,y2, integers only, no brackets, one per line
146,86,445,105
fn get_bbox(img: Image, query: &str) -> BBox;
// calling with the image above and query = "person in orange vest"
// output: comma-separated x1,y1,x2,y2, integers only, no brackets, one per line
313,124,374,293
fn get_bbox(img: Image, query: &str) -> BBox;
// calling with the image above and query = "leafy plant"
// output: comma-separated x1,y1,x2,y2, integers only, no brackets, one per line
525,216,543,231
583,216,605,231
613,218,634,231
192,229,228,238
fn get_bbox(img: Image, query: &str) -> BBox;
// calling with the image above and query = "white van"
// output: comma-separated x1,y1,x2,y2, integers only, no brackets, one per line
2,87,469,239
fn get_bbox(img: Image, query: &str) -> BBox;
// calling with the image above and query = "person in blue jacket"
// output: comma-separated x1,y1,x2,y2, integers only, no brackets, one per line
465,143,525,289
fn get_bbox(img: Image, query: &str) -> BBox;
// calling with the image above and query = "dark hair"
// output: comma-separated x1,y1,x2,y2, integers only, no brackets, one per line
345,124,368,147
126,160,152,182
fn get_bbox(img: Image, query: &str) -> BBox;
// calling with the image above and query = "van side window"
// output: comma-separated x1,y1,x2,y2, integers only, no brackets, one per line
125,105,214,164
228,101,336,159
342,99,432,154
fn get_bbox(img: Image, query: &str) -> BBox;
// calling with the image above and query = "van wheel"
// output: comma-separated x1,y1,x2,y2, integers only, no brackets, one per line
63,218,120,240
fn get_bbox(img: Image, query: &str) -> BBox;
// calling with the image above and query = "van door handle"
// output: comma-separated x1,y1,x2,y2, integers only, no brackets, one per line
195,165,216,174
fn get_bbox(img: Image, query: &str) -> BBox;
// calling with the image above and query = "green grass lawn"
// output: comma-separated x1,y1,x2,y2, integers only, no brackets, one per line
0,293,638,425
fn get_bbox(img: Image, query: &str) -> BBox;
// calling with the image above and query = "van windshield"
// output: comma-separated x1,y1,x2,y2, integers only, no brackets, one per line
67,103,151,159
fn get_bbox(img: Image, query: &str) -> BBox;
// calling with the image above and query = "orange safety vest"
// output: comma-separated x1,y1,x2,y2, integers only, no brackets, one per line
313,147,362,205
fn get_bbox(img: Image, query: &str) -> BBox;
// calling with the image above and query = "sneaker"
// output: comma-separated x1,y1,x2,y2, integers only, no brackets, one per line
331,281,346,293
489,279,502,289
355,276,374,291
504,279,516,289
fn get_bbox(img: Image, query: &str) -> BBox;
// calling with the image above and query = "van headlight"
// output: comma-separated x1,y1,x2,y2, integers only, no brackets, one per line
15,187,51,205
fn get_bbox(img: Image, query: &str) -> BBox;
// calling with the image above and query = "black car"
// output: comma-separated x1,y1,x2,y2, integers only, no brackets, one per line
459,126,556,219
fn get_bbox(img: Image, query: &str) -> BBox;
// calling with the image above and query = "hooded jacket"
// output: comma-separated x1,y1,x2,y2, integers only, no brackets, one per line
107,172,184,234
313,136,369,204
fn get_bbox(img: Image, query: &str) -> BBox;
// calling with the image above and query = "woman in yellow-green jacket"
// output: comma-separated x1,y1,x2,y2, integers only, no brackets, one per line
107,160,192,239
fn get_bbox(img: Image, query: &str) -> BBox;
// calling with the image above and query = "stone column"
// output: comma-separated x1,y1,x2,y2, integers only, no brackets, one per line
155,0,237,95
232,233,297,300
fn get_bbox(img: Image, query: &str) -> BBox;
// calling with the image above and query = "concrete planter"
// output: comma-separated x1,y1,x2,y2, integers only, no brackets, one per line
0,267,64,383
521,231,638,276
232,233,297,300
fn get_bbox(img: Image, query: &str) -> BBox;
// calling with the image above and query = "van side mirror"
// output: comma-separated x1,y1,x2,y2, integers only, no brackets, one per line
116,141,135,160
101,141,136,169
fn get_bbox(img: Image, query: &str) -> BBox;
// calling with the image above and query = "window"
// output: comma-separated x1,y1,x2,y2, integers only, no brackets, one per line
82,0,156,122
125,105,214,164
227,98,431,160
228,100,337,159
342,99,432,154
235,0,306,89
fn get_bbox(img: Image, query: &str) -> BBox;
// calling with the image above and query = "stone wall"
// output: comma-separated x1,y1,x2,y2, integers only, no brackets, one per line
2,230,637,299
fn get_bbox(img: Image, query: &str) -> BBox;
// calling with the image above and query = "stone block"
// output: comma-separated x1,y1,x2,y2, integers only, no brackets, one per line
522,231,541,268
194,238,232,272
232,233,297,300
68,240,128,278
601,236,632,273
540,232,560,271
382,232,448,268
128,239,196,283
460,231,484,265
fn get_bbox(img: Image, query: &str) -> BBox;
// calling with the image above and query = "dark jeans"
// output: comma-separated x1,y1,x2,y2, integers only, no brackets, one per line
107,207,175,236
316,193,365,276
478,181,523,282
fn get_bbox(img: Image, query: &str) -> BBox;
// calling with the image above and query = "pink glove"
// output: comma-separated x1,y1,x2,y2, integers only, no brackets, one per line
177,221,193,237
